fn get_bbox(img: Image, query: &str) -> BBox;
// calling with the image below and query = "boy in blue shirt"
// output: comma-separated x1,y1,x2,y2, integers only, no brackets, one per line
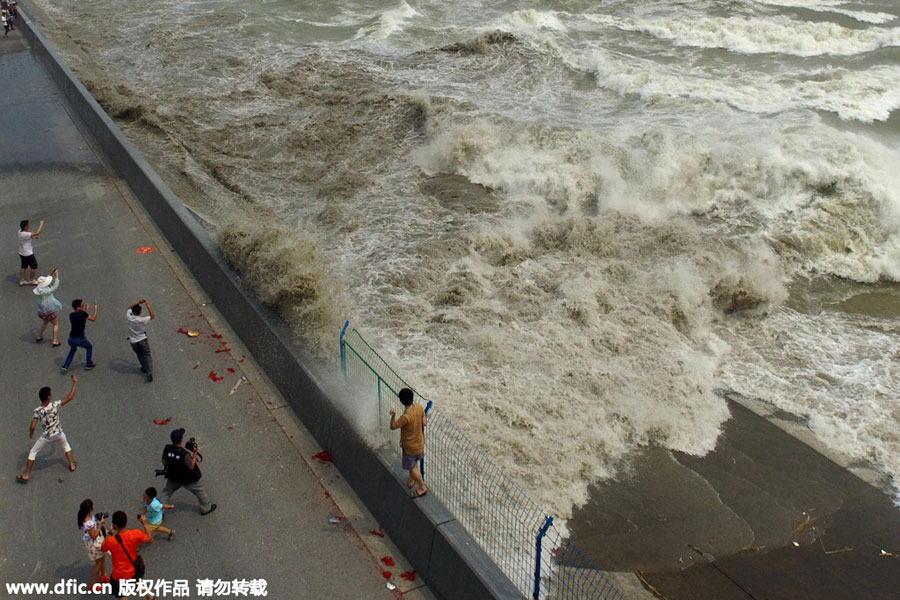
142,487,175,540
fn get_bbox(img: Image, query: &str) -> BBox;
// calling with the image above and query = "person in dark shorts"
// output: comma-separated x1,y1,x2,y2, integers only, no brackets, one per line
389,388,428,498
18,219,43,285
61,299,99,373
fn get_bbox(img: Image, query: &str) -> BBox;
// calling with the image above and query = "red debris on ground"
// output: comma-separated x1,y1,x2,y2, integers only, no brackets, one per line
210,334,223,339
400,571,416,582
208,371,224,382
369,528,385,538
311,452,332,463
227,426,234,430
177,328,188,335
323,491,331,499
227,368,235,373
238,359,245,363
381,557,395,567
153,417,172,425
381,571,392,580
215,348,231,353
192,364,199,370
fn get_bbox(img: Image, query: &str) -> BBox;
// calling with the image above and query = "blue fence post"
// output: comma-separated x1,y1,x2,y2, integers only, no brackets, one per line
339,320,349,378
534,516,554,600
420,400,433,480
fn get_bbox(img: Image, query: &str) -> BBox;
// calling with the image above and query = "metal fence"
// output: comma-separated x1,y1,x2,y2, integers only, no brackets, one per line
340,323,626,600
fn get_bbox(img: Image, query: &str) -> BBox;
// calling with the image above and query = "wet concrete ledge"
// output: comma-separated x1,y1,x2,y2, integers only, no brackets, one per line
17,10,522,600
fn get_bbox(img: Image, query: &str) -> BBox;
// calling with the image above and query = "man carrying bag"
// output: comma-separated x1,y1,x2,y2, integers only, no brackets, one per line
160,428,217,515
100,511,153,599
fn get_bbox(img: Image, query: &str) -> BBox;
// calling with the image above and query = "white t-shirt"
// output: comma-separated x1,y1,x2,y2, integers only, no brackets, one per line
18,230,33,256
126,309,152,343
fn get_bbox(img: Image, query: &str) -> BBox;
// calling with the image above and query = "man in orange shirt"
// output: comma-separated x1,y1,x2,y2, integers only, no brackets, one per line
389,388,428,498
100,511,153,599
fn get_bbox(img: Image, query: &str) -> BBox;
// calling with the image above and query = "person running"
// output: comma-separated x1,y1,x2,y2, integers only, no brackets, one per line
61,299,98,373
18,219,43,285
77,499,110,590
161,428,217,516
16,376,78,483
127,299,154,382
389,387,428,498
141,487,175,540
34,268,63,346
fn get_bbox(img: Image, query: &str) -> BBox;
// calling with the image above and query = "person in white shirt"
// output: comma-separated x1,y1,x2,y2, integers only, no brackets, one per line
18,219,44,285
17,376,79,483
127,299,155,382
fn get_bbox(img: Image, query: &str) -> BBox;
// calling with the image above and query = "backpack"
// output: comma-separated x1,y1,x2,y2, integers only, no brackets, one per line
161,444,201,482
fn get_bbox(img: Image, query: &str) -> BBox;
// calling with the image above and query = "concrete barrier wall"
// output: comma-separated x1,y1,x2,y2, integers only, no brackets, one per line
18,11,523,600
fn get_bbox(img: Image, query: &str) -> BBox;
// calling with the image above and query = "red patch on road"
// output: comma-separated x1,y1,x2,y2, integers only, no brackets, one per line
210,334,223,339
208,371,224,382
227,368,235,373
381,557,395,567
381,571,392,580
137,246,154,254
153,417,172,425
369,528,385,538
215,348,231,353
400,571,416,582
311,452,332,463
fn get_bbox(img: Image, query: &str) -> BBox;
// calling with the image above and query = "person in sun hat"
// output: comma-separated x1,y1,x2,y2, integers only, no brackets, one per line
34,267,63,346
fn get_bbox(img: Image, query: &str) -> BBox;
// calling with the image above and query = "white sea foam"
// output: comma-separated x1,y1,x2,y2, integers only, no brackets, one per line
494,9,569,33
751,0,898,24
585,13,900,56
352,0,420,40
564,44,900,122
718,308,900,502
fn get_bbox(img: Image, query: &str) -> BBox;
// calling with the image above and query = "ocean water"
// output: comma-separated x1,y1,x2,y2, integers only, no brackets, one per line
29,0,900,519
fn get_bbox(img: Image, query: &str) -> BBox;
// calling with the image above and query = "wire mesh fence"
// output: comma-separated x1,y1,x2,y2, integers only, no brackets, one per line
340,325,626,600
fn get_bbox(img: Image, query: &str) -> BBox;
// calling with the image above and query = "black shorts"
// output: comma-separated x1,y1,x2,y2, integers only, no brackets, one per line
19,254,37,269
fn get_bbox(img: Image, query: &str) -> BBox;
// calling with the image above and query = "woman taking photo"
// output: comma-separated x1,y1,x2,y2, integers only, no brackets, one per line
77,499,109,589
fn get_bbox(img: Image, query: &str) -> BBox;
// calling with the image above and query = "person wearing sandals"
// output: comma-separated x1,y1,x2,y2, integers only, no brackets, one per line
389,388,428,498
77,499,110,591
141,487,175,540
16,376,78,483
34,268,63,346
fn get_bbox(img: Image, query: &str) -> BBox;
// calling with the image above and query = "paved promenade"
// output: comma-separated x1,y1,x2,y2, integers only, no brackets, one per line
0,28,429,600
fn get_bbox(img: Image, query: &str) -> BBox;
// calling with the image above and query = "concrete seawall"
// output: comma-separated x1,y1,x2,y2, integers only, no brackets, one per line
17,10,522,600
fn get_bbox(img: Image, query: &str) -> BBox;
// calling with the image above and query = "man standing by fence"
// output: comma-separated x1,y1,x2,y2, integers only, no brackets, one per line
389,388,428,498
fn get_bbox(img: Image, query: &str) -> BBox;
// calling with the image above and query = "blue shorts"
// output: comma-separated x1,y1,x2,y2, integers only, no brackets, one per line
402,452,423,471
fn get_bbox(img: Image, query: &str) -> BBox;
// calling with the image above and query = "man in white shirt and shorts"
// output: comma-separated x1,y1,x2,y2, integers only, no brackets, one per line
18,219,44,285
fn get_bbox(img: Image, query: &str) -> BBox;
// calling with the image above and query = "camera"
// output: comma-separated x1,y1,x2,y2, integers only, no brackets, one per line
185,437,197,452
95,512,109,536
